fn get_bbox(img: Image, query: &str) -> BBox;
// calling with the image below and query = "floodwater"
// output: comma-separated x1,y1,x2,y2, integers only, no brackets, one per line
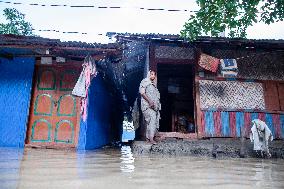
0,146,284,189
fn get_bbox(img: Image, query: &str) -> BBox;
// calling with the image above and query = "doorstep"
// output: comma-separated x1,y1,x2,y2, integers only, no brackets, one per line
156,132,197,140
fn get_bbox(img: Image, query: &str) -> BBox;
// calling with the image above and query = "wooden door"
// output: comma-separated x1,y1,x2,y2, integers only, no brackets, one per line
27,65,81,148
264,81,280,111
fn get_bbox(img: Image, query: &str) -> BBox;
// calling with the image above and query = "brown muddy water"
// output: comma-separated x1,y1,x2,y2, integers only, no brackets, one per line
1,146,284,189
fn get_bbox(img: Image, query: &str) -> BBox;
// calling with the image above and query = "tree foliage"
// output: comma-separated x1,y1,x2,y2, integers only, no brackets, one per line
181,0,284,40
0,8,34,36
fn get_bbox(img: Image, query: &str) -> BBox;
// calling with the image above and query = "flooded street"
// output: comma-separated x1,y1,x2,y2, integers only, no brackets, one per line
1,146,284,189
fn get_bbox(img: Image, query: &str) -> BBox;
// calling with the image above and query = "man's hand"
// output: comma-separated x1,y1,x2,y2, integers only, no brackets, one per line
149,101,155,109
141,93,155,110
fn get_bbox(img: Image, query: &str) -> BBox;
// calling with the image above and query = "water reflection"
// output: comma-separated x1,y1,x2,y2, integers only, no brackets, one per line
0,147,283,189
253,160,274,188
0,148,24,189
120,145,135,173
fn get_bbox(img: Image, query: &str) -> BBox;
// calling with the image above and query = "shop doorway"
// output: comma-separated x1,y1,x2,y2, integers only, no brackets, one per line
157,64,195,134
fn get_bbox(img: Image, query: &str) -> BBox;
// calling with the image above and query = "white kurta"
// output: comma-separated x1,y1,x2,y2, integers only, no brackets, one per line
139,77,161,139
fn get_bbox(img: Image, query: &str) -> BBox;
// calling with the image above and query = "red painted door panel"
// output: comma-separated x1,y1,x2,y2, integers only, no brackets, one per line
27,65,81,148
264,81,280,111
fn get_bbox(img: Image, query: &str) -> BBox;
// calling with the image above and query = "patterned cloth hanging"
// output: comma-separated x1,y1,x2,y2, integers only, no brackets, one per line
220,59,238,77
198,53,220,73
72,55,97,121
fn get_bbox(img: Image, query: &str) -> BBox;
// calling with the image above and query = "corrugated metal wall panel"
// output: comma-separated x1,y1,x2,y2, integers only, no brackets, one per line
280,115,284,138
213,111,222,137
0,57,35,147
229,112,236,137
244,112,251,138
221,112,230,137
236,112,244,137
266,114,275,137
273,114,281,139
251,113,258,121
258,112,266,121
200,110,284,139
205,111,214,137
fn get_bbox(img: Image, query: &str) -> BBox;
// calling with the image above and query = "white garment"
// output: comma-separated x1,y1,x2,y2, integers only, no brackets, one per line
139,71,161,139
250,119,273,152
72,69,87,97
72,55,97,121
144,108,159,139
72,56,97,98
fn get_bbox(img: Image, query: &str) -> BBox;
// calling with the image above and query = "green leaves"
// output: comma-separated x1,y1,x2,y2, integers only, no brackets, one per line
0,8,34,36
181,0,284,40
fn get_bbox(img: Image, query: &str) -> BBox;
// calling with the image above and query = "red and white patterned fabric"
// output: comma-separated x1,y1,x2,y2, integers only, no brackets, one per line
198,53,220,72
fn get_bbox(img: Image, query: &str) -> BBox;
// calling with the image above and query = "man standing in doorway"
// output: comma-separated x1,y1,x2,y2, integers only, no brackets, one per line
139,70,161,144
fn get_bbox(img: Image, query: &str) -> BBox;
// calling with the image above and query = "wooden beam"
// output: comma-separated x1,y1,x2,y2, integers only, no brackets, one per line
0,44,118,52
149,43,156,72
155,58,195,64
195,77,203,139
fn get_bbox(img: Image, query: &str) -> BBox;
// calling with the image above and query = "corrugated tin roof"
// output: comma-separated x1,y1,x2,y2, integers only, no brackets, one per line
0,34,121,59
0,34,118,49
107,32,284,47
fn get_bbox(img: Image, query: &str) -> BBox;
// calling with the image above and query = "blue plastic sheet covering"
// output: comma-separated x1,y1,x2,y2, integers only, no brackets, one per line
122,130,135,142
77,74,118,150
122,119,135,142
0,57,35,147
